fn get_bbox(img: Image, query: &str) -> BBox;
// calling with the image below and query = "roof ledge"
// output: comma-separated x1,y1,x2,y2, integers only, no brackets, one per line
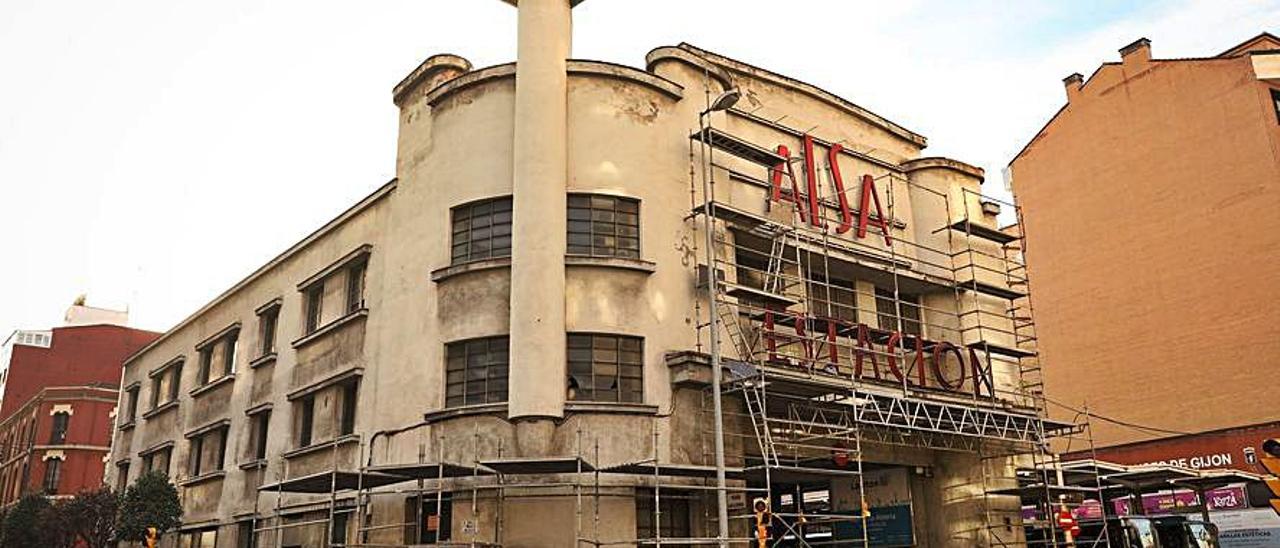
901,157,985,181
394,54,473,108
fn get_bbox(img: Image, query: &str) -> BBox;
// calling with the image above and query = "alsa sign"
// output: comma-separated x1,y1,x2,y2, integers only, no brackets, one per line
753,135,996,399
768,134,892,246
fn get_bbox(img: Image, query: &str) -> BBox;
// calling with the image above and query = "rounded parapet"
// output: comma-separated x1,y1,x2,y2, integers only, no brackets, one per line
393,54,474,108
901,157,985,182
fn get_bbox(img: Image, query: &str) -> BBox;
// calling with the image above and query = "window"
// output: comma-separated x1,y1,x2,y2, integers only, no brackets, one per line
567,334,643,404
305,284,324,335
178,528,218,548
42,457,62,494
339,381,359,436
330,510,351,547
450,197,513,264
151,361,183,410
297,394,316,447
250,410,271,461
345,260,367,314
1272,89,1280,124
237,520,257,548
142,446,172,476
444,337,509,408
567,194,640,258
188,426,228,477
404,493,452,544
125,385,140,423
807,271,858,323
49,412,69,444
198,330,239,385
258,305,279,356
636,490,692,544
116,462,130,492
875,287,922,337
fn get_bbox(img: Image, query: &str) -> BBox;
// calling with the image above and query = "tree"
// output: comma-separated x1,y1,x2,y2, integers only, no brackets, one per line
116,470,182,543
41,499,76,548
2,494,52,547
63,487,120,548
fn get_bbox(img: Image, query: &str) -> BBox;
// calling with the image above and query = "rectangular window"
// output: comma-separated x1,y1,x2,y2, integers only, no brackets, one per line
567,194,640,258
224,332,239,375
444,336,510,408
116,462,130,492
42,458,62,494
567,334,644,404
49,412,69,444
258,305,279,356
152,361,183,409
125,385,140,422
331,510,351,547
404,493,452,544
450,197,513,264
636,490,692,544
179,528,218,548
339,381,359,436
168,362,183,402
305,284,325,335
237,520,257,548
806,271,858,324
142,447,172,476
875,288,922,337
345,261,367,314
297,395,316,447
198,346,214,385
188,426,227,477
250,410,271,461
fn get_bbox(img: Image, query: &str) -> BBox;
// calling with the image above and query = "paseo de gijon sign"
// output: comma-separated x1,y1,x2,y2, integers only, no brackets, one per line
754,134,996,399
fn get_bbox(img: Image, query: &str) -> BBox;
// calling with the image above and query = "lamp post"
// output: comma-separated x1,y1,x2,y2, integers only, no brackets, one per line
699,88,740,547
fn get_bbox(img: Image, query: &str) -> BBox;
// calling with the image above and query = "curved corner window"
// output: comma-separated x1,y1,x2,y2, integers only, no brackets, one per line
444,336,510,408
451,197,513,265
567,333,643,403
568,194,640,259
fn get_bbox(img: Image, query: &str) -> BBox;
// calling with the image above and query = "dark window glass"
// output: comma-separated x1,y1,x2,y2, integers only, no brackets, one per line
1272,89,1280,124
223,332,239,375
567,194,640,258
405,493,452,544
252,411,271,460
807,271,858,323
340,381,358,435
305,284,325,334
150,376,162,409
259,306,279,355
49,412,69,444
450,197,513,264
198,346,214,385
445,337,509,408
636,490,692,544
189,427,227,477
346,261,367,314
330,511,351,547
126,386,140,422
298,395,315,447
116,462,130,492
42,458,62,494
567,334,644,404
238,520,257,548
168,363,183,401
875,287,921,337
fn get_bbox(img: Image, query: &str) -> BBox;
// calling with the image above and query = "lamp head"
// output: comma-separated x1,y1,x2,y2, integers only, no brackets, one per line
706,88,741,114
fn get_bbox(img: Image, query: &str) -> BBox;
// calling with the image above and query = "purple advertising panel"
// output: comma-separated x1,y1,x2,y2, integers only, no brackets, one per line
1112,486,1248,516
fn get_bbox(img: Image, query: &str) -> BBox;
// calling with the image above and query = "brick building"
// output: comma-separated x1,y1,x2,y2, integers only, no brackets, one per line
1008,33,1280,450
0,306,159,505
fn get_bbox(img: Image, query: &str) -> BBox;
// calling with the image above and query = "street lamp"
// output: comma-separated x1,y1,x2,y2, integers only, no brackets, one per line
698,85,740,548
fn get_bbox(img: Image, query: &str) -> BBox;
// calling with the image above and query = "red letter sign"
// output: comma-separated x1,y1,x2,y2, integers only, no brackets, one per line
770,145,808,224
856,174,892,246
827,143,854,234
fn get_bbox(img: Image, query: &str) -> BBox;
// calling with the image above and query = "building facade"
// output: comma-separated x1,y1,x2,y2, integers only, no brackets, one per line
1007,33,1280,450
0,307,158,506
108,2,1076,546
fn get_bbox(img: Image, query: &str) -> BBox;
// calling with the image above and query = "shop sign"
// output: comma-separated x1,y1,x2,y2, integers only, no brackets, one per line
1112,486,1249,516
1216,508,1280,548
761,311,996,398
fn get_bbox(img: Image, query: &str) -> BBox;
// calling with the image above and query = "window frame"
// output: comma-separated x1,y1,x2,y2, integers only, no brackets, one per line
567,194,641,259
49,411,70,444
304,284,324,335
125,385,141,423
297,394,316,448
42,456,63,494
249,409,271,461
444,336,510,409
450,196,514,265
345,260,367,314
339,380,359,436
257,303,280,357
566,333,644,404
116,461,130,492
1272,88,1280,124
187,425,228,477
874,287,922,337
150,358,184,410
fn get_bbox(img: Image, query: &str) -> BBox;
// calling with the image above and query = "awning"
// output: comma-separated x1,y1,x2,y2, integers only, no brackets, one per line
600,462,747,480
365,462,495,480
479,456,595,475
258,470,403,494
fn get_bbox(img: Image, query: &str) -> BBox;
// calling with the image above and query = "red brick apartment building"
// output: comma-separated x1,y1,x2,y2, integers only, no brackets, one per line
1008,33,1280,456
0,306,158,505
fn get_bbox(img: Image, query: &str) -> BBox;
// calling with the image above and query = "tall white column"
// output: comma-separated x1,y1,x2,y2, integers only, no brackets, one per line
508,0,571,423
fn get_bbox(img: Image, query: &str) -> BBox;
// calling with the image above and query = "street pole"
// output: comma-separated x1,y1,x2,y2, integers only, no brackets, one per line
699,108,731,548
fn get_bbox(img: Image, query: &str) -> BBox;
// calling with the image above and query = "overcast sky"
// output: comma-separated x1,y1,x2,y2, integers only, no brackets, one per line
1,0,1275,335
